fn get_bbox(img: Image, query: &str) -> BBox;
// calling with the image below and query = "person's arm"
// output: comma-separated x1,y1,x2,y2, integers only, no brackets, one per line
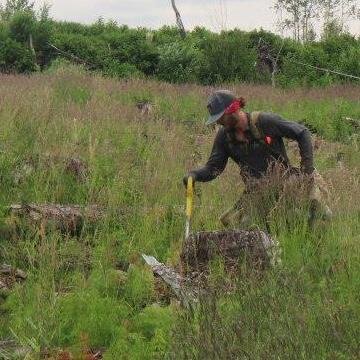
258,112,314,174
188,129,229,182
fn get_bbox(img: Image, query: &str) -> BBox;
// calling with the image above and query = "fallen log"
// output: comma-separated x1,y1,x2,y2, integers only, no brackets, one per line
142,255,199,310
9,204,104,235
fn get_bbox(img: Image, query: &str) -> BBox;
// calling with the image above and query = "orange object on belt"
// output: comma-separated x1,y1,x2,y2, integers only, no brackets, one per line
264,136,272,145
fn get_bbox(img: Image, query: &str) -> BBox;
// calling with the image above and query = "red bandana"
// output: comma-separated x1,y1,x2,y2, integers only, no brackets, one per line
224,99,241,115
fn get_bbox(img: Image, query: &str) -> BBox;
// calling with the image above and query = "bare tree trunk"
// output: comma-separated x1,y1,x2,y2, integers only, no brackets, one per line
271,64,277,88
170,0,186,39
29,33,35,56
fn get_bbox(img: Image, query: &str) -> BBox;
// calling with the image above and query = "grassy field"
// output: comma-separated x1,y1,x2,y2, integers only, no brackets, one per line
0,67,359,359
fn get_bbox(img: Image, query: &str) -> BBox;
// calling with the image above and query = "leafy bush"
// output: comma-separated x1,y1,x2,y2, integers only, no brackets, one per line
57,289,130,348
157,41,203,83
8,10,35,43
101,29,159,75
124,265,154,308
45,57,86,75
103,60,143,79
198,30,258,85
0,37,36,73
1,6,359,86
277,44,331,87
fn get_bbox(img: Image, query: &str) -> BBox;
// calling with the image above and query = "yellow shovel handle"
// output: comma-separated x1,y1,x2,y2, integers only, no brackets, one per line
186,176,194,219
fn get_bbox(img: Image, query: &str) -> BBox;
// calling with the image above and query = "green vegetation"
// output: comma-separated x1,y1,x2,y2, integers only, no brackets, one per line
0,1,359,87
0,67,359,358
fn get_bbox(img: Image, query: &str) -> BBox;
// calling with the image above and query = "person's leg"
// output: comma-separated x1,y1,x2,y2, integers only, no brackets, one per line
308,170,333,227
219,196,247,228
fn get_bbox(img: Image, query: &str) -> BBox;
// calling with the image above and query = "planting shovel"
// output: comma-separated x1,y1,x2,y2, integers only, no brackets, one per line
185,176,194,239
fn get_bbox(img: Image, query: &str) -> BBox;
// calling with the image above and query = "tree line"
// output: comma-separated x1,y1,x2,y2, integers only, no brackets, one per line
0,0,359,87
274,0,359,42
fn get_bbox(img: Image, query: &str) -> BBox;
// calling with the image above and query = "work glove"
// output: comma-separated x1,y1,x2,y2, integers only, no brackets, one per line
183,173,196,188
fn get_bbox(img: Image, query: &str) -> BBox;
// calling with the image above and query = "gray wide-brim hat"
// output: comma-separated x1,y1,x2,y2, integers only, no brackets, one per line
206,90,236,125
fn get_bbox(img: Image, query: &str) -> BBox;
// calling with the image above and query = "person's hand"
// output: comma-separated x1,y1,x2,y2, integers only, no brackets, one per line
183,174,196,188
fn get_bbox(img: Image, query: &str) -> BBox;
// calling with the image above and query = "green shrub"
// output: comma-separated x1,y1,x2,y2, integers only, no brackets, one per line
46,58,86,75
0,37,36,73
104,60,143,79
57,289,130,348
8,10,35,43
123,265,154,308
105,305,174,360
1,11,359,87
198,30,258,85
157,41,203,83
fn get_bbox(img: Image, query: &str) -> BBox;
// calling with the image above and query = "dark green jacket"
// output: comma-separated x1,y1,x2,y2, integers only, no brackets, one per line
190,112,314,182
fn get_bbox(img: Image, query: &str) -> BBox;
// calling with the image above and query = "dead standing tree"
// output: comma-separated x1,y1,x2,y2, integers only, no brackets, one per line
256,38,284,88
171,0,186,38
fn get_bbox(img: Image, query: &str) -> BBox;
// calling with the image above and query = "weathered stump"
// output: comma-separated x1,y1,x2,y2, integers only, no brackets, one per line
181,230,278,275
65,157,89,182
143,230,279,307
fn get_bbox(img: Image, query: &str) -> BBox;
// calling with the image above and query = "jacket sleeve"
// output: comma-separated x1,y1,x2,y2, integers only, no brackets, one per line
190,129,229,182
258,112,314,174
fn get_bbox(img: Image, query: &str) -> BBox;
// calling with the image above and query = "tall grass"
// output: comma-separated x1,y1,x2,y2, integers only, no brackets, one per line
0,68,359,358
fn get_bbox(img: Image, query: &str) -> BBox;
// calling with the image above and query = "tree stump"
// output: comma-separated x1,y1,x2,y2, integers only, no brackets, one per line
181,230,279,275
143,230,279,307
65,157,89,182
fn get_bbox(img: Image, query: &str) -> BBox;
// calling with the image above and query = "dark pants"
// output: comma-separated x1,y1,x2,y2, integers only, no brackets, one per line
220,168,332,229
